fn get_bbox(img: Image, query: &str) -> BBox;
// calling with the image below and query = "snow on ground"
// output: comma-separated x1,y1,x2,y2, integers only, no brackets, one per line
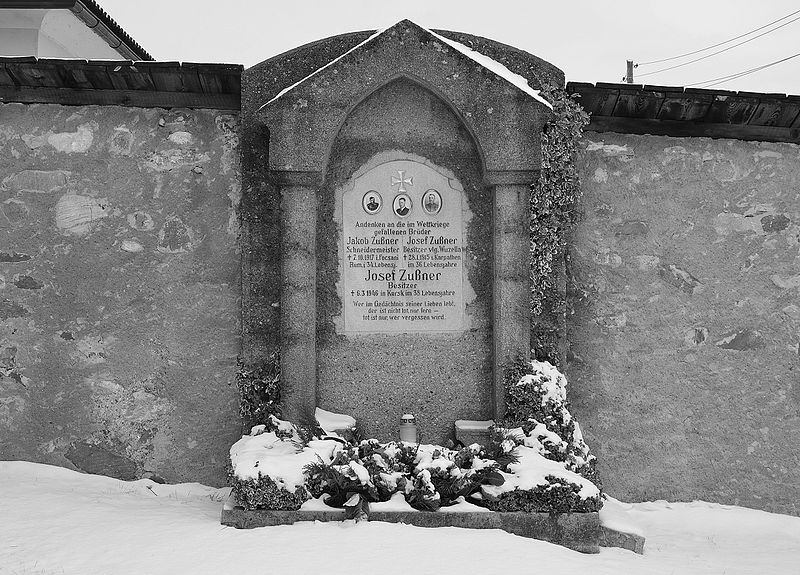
2,461,799,575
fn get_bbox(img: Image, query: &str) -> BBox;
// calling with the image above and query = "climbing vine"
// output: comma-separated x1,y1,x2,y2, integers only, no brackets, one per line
530,87,589,318
236,350,281,428
235,90,589,430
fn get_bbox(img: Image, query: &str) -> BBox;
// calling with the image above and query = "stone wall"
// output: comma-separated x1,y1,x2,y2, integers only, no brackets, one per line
0,102,242,486
3,90,798,516
569,132,800,515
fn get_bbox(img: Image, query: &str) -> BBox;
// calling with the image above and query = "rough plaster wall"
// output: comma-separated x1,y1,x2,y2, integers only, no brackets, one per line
0,103,242,486
569,132,800,515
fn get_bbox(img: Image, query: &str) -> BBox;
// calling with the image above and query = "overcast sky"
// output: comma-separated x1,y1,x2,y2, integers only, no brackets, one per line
101,0,800,95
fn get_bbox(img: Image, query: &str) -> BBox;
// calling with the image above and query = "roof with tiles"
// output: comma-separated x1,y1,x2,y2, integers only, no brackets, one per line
567,81,800,144
0,57,242,109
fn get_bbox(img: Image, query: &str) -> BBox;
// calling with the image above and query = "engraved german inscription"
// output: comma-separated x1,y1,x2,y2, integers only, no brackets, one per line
341,159,465,332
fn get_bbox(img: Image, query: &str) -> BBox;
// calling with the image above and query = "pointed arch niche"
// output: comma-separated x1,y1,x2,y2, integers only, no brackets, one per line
317,77,491,440
247,20,554,442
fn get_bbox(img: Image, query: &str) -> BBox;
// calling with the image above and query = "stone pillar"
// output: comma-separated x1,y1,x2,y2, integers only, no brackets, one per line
487,170,536,421
275,170,322,423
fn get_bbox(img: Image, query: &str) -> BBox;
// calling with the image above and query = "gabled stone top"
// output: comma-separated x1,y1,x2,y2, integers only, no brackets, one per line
427,28,552,109
243,23,564,114
252,19,557,174
263,20,552,110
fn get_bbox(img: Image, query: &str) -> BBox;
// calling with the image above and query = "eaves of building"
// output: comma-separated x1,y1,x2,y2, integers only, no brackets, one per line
0,0,153,61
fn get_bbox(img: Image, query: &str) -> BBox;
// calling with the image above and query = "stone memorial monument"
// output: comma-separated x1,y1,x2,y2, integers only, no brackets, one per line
339,156,466,334
241,20,560,442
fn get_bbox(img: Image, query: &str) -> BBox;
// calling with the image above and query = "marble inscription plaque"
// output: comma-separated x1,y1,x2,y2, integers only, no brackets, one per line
342,159,465,332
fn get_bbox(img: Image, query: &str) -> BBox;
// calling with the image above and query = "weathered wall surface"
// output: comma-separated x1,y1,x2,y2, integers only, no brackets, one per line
569,132,800,515
0,103,241,486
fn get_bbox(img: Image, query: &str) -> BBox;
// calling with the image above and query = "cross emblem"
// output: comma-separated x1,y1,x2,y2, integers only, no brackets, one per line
391,170,413,192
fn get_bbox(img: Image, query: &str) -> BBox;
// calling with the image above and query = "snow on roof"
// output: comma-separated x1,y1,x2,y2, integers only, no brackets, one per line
426,29,552,109
262,21,552,110
261,27,386,109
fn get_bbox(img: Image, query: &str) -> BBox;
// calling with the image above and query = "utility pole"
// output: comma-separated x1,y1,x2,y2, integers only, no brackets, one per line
626,60,634,83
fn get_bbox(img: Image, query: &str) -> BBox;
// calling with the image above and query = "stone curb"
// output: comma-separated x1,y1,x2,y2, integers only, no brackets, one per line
599,525,646,554
221,495,601,554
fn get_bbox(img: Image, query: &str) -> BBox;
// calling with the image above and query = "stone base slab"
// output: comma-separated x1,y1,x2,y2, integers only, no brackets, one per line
221,495,600,553
600,525,646,554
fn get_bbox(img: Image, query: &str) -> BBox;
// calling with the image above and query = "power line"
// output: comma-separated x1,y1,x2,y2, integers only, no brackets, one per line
687,51,800,89
637,8,800,67
636,13,800,78
689,52,800,88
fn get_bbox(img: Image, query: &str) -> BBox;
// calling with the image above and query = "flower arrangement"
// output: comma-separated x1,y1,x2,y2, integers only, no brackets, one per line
229,361,602,516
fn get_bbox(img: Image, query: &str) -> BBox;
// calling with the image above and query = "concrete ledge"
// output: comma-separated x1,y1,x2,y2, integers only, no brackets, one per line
221,495,600,553
597,497,646,554
600,525,646,555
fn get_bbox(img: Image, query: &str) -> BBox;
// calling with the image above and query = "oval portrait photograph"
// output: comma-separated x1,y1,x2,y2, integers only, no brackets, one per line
422,189,442,215
392,193,412,218
362,191,382,214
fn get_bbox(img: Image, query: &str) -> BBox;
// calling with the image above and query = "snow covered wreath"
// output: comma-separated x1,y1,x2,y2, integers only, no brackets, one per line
228,361,602,515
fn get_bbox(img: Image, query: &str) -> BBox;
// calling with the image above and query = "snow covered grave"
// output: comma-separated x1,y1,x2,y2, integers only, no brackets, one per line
223,361,640,553
231,20,636,553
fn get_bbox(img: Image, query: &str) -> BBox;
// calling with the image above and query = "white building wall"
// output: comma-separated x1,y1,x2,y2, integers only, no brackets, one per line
0,8,126,59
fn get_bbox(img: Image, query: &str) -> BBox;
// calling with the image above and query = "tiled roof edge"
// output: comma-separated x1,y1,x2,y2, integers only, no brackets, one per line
72,0,154,61
0,57,243,110
567,81,800,144
0,1,154,60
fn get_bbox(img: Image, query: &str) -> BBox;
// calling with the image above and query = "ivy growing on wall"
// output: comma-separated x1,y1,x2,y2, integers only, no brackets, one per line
235,90,589,431
236,350,281,428
530,88,589,318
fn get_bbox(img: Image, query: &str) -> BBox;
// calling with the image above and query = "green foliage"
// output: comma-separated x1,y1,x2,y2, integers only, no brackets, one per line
530,87,590,317
484,475,603,514
306,443,396,507
304,458,370,507
300,440,505,512
484,427,521,471
503,358,573,441
232,359,603,515
234,422,599,514
406,469,441,512
230,472,309,511
573,458,602,490
294,420,326,446
502,358,602,492
236,350,281,428
423,446,503,508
